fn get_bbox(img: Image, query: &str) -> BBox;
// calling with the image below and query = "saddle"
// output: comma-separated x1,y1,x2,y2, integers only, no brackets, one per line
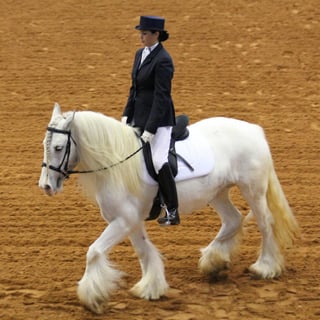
143,114,191,220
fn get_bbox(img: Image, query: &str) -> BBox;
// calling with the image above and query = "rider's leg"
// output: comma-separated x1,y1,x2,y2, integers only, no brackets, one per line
157,163,180,226
149,127,180,226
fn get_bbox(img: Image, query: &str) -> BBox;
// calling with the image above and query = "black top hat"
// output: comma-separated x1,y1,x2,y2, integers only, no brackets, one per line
135,16,165,31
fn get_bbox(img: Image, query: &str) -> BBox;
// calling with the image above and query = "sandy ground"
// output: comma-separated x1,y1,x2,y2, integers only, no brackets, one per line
0,0,319,319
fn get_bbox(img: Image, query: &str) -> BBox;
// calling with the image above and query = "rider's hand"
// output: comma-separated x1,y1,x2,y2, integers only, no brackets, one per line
121,116,128,124
141,131,154,143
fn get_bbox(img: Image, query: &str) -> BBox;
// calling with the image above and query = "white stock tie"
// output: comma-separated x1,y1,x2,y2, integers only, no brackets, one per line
140,47,150,66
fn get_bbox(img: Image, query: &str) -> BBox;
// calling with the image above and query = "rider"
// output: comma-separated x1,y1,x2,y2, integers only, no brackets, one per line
122,15,180,226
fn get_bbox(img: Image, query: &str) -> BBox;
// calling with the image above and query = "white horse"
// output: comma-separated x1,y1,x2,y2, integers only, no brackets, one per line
39,103,299,314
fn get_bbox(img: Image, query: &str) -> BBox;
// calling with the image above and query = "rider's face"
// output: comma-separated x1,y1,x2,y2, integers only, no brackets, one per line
139,30,159,47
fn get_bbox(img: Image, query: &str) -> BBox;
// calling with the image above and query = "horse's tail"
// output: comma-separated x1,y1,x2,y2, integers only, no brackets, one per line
267,165,300,249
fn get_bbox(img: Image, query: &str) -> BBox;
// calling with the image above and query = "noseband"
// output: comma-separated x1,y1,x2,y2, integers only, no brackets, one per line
42,126,76,179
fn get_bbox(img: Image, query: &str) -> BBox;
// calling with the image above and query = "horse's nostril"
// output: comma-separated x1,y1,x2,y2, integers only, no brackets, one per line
44,184,51,191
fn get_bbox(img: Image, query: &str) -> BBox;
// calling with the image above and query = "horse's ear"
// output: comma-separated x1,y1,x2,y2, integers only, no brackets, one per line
51,102,62,122
64,111,76,129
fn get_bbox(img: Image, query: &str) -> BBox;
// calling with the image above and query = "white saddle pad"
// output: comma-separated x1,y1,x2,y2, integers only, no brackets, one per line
142,128,215,185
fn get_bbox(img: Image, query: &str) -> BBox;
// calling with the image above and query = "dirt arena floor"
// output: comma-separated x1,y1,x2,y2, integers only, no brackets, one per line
0,0,319,319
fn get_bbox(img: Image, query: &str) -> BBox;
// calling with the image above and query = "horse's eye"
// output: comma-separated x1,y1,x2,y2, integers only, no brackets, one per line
55,146,63,152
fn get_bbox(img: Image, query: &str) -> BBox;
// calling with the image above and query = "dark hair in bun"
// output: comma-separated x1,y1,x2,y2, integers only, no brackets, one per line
159,30,169,42
151,30,169,42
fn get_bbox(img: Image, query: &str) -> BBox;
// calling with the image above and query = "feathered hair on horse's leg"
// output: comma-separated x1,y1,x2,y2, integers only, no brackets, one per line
199,189,243,277
129,228,169,300
199,226,243,277
77,247,123,314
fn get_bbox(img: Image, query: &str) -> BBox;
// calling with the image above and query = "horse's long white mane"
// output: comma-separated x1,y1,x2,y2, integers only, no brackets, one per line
70,111,143,199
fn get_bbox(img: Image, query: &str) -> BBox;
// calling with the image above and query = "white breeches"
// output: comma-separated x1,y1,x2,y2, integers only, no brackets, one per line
149,126,172,173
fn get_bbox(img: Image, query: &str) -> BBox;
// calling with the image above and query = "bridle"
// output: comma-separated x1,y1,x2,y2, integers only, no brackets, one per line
42,126,144,179
41,126,77,179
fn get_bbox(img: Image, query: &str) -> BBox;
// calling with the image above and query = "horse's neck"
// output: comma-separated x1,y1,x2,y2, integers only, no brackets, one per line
74,113,143,197
74,112,141,157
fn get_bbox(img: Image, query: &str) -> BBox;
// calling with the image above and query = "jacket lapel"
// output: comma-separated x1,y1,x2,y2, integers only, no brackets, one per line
139,43,163,70
134,49,143,74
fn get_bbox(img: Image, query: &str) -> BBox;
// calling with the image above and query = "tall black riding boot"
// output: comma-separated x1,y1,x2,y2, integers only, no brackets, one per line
157,163,180,226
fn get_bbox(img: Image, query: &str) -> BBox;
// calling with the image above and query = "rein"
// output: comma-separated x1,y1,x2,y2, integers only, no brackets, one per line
42,126,144,179
68,145,144,175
